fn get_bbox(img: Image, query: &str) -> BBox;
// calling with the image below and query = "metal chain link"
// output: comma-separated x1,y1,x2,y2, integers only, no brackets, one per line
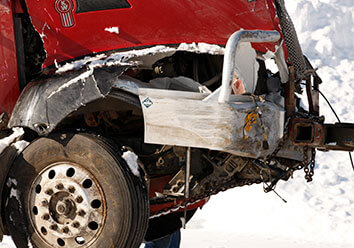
150,177,262,218
266,117,291,161
151,115,319,218
304,147,316,182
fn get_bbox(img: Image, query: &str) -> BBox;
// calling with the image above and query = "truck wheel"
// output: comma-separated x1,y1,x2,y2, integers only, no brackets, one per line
4,133,149,248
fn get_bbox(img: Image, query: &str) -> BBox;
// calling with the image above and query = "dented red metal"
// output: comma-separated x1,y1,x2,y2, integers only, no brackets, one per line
0,0,20,115
1,0,283,115
24,0,281,67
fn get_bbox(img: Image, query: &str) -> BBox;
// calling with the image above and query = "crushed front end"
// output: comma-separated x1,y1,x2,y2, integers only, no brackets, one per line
0,0,353,245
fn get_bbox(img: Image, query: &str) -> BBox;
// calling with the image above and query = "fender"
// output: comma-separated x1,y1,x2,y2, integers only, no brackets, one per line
2,65,147,237
7,65,140,134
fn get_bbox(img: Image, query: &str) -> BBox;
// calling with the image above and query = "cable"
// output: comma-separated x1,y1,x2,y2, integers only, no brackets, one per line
300,82,341,122
300,82,353,170
350,153,354,171
308,85,354,171
317,89,341,123
316,89,354,171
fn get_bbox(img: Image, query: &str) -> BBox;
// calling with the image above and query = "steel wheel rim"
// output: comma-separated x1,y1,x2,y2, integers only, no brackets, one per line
28,162,107,247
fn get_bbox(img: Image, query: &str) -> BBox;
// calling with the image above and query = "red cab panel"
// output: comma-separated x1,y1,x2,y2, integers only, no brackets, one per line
0,0,20,114
25,0,280,68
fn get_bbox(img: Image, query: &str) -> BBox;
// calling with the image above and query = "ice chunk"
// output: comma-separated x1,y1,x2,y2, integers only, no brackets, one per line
12,140,30,154
122,150,140,177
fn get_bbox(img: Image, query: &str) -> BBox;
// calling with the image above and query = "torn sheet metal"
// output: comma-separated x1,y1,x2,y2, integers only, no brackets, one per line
55,43,225,74
139,88,286,159
8,66,128,134
113,76,209,95
8,64,209,135
263,43,289,84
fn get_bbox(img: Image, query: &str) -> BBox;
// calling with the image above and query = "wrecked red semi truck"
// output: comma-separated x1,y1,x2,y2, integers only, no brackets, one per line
0,0,353,247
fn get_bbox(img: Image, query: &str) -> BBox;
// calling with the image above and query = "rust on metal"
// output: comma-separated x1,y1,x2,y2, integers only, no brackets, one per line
290,118,325,147
306,75,320,116
290,119,354,152
285,66,296,117
321,123,354,151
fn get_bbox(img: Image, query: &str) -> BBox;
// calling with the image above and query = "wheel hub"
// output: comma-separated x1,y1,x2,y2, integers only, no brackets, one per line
29,163,106,247
49,191,77,224
56,202,67,215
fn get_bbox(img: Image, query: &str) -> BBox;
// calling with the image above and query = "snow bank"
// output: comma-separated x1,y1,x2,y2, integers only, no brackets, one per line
187,0,354,246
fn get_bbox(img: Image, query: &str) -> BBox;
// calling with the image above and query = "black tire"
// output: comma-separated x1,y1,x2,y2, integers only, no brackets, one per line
4,133,149,248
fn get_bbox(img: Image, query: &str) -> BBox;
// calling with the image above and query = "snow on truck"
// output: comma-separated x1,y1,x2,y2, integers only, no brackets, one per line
0,0,353,247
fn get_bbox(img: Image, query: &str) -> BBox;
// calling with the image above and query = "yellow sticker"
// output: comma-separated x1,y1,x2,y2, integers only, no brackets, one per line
244,112,258,139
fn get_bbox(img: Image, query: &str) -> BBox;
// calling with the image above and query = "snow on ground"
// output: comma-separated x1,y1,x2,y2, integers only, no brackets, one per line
0,0,353,247
181,231,354,248
183,0,354,247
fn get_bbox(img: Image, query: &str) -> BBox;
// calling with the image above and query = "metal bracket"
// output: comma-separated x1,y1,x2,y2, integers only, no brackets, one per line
290,119,354,152
218,30,281,103
290,118,325,147
321,123,354,151
285,66,296,118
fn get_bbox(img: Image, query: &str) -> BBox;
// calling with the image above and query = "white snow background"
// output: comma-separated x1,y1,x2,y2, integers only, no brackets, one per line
182,0,354,247
1,0,353,247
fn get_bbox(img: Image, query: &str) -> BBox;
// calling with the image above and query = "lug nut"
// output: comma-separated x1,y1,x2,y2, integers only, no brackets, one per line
72,222,80,228
78,210,86,217
41,200,48,207
45,189,54,195
76,196,83,203
68,186,75,193
62,226,69,234
55,183,64,190
42,214,50,220
50,224,58,230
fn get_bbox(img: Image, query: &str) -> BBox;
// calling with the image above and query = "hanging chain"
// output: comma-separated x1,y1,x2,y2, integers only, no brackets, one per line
150,114,319,218
304,147,316,182
266,117,292,161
